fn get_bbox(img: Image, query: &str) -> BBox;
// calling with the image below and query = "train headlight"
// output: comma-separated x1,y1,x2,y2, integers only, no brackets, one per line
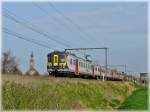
62,65,66,69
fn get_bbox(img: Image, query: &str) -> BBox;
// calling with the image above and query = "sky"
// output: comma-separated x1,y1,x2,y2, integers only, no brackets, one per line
2,2,148,74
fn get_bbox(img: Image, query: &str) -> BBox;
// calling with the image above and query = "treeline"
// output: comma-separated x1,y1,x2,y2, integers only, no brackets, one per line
2,51,22,75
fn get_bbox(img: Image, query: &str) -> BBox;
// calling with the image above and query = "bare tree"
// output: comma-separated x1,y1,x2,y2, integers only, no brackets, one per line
2,51,22,75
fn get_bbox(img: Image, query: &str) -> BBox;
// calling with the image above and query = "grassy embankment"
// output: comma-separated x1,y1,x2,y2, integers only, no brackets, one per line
2,74,137,110
118,86,148,110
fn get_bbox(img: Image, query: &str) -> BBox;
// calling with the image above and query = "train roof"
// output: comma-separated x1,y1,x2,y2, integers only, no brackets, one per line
48,51,65,54
67,52,94,63
48,50,103,66
47,51,68,57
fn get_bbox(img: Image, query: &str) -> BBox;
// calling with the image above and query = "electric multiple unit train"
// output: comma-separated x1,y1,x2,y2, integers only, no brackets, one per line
47,51,124,80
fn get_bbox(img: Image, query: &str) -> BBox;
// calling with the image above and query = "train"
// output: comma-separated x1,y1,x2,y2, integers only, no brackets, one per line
47,51,124,81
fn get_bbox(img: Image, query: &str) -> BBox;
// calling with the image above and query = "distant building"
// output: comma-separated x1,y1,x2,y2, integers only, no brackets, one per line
25,52,39,76
140,73,148,84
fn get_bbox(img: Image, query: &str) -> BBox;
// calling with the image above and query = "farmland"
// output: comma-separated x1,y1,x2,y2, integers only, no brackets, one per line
2,74,146,110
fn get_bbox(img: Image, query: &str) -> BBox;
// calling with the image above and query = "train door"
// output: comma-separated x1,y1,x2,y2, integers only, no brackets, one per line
75,59,79,75
53,54,58,66
100,67,102,76
92,65,94,75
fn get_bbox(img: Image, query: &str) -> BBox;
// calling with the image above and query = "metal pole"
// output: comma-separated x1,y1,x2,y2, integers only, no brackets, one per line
104,48,107,81
125,64,126,73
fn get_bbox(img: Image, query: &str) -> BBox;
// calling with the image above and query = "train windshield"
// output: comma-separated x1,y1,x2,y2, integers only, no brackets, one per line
47,54,52,62
59,54,65,62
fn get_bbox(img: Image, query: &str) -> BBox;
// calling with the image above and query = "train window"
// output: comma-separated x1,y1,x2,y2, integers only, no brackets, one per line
73,60,76,65
47,54,52,62
48,56,51,62
90,65,92,69
54,56,58,63
98,68,100,72
70,58,72,65
59,55,65,62
81,62,83,67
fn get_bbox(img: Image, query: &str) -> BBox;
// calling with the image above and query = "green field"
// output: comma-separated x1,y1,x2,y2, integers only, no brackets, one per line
2,74,139,110
118,86,148,110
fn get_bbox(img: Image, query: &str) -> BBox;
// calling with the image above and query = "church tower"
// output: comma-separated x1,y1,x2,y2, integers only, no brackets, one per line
25,52,39,76
30,52,34,70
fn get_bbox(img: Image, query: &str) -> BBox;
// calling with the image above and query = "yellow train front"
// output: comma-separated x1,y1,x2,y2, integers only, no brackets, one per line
47,51,67,75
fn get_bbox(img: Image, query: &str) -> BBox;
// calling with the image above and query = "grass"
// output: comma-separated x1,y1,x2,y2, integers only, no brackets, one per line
118,86,148,110
2,74,137,110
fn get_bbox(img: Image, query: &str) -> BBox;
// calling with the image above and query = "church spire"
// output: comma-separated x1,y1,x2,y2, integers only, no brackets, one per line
30,51,34,69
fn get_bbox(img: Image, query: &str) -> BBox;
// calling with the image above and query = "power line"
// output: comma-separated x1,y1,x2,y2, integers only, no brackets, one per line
32,3,86,48
3,9,71,48
48,3,102,46
3,8,92,56
32,3,67,27
4,13,70,48
33,3,97,46
3,9,85,56
31,4,88,55
3,27,53,49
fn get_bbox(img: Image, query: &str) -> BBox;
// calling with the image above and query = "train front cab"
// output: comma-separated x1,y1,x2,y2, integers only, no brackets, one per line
47,51,67,75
